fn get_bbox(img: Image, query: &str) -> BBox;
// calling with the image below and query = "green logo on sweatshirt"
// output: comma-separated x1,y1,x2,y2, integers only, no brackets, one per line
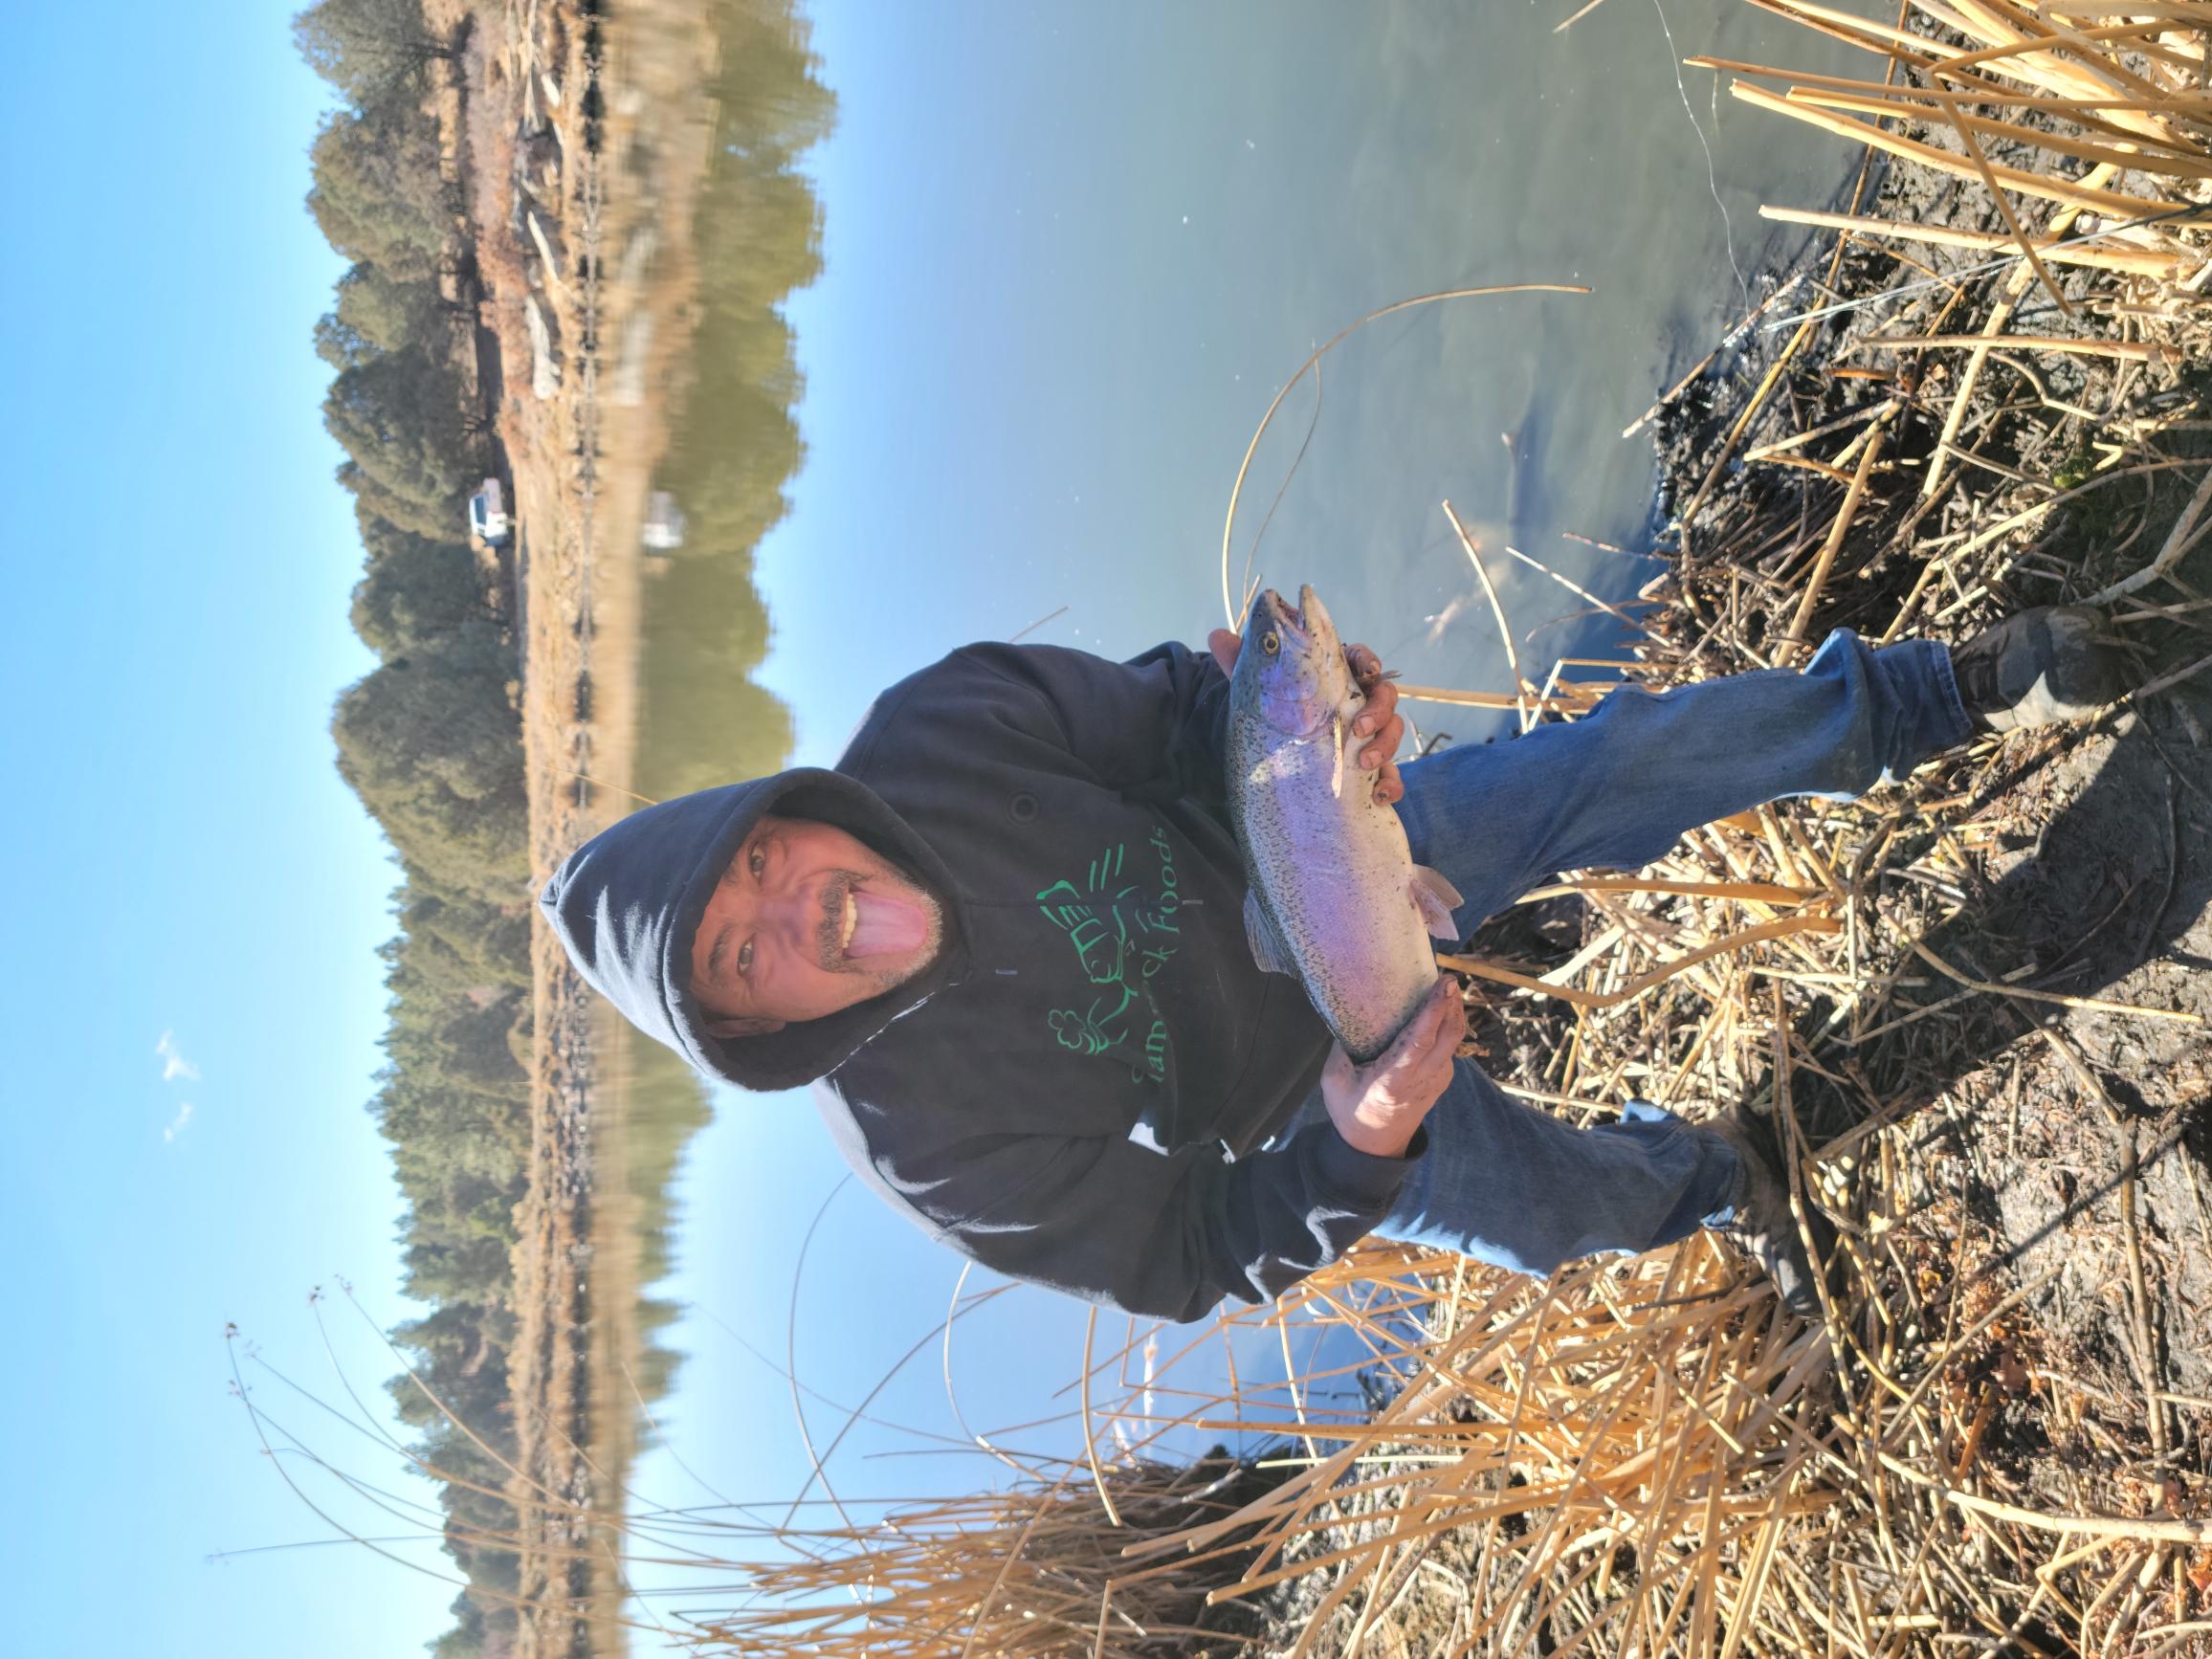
1036,825,1183,1083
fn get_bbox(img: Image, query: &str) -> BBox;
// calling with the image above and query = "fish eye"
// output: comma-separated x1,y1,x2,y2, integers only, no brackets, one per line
1262,631,1280,655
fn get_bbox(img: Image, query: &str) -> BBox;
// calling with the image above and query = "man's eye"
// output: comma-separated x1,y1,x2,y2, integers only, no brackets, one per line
749,842,766,878
737,939,754,976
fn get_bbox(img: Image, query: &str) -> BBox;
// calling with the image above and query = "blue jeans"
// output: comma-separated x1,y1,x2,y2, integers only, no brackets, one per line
1292,630,1972,1275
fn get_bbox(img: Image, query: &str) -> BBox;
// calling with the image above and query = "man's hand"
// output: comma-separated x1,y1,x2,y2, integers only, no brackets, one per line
1319,977,1465,1158
1207,630,1408,805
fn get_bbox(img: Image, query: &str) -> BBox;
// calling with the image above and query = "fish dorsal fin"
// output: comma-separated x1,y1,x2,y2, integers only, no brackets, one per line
1411,865,1465,941
1243,890,1301,977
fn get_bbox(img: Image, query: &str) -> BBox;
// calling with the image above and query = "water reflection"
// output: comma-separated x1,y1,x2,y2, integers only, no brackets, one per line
599,0,829,1471
624,1,830,805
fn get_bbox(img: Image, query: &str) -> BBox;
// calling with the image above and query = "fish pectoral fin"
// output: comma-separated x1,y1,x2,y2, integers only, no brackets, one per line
1243,891,1301,978
1331,716,1346,800
1411,865,1465,941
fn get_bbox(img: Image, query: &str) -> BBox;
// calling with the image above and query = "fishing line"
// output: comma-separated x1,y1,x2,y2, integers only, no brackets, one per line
1235,353,1327,630
1759,202,2209,335
1652,0,1749,309
1219,282,1591,631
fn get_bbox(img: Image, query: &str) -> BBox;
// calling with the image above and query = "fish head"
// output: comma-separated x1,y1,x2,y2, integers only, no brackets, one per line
1236,584,1356,737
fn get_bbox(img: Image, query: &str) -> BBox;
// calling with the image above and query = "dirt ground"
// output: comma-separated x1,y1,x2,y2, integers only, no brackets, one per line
1913,635,2212,1515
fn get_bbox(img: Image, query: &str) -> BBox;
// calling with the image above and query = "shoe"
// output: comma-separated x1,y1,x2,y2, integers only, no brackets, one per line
1705,1108,1827,1318
1952,607,2127,734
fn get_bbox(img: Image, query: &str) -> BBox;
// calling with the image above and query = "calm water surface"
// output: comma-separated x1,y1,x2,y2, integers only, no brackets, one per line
608,0,1864,1580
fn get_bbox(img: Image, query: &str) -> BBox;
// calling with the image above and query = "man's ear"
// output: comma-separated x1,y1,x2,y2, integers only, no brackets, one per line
703,1014,787,1040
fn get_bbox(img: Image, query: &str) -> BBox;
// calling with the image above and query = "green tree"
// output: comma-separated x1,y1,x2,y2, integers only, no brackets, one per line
324,347,479,535
342,466,465,542
377,1065,525,1174
351,521,488,658
306,104,451,281
399,1219,516,1306
330,622,526,899
389,882,530,993
316,263,450,368
294,0,453,112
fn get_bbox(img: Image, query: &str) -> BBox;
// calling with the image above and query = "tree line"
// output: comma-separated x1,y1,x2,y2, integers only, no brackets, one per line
296,1,530,1650
294,1,830,1653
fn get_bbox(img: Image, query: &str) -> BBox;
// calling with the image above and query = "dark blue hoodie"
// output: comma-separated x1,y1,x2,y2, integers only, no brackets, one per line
541,640,1422,1320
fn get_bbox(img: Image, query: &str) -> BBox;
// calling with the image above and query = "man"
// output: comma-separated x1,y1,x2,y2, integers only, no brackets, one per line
542,606,2122,1320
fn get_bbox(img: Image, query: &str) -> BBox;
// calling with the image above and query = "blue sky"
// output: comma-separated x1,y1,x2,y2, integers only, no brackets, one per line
0,6,454,1654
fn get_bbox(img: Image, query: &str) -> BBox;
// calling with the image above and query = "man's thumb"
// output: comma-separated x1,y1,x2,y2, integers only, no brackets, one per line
1412,978,1462,1048
1382,980,1449,1063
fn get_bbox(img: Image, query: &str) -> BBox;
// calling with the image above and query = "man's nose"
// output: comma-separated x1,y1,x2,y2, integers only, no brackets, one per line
759,879,824,942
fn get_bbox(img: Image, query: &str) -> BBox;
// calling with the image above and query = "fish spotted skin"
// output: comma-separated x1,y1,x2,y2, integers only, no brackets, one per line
1227,585,1455,1063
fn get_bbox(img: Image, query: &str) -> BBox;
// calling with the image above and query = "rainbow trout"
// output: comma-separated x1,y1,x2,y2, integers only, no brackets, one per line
1227,586,1464,1063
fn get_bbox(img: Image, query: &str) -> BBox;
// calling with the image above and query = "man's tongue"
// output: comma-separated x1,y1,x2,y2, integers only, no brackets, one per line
847,886,927,960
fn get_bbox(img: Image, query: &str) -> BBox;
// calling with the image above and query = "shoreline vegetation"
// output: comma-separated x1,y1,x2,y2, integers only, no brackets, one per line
286,0,827,1654
268,1,2212,1656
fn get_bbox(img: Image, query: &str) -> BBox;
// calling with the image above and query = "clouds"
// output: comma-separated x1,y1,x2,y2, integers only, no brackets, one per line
154,1030,198,1141
155,1030,200,1084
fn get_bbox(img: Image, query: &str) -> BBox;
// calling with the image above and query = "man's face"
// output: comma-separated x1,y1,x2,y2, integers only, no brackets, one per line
687,813,943,1039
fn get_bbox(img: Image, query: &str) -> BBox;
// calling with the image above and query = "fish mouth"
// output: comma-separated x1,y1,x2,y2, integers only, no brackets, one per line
1260,587,1311,647
1294,583,1336,647
1258,584,1338,651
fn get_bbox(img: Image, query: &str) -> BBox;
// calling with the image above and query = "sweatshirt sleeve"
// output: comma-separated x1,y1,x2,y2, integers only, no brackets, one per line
820,1078,1425,1321
948,640,1235,812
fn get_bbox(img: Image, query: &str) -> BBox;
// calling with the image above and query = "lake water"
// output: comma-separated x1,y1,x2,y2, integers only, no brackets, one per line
602,0,1863,1615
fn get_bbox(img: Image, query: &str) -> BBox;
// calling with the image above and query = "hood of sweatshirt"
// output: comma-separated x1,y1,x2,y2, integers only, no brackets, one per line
538,766,970,1093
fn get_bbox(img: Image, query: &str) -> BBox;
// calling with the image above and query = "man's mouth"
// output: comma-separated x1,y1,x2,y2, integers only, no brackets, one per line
819,874,930,968
846,886,929,960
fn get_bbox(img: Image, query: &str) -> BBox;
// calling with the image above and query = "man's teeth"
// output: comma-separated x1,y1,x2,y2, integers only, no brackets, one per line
841,891,859,955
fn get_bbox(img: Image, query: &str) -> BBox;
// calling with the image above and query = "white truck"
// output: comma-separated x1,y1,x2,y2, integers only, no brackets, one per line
468,478,512,548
